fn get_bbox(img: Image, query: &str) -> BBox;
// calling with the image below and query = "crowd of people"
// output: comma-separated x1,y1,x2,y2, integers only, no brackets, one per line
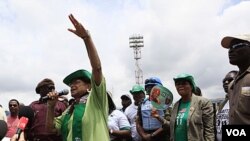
0,13,250,141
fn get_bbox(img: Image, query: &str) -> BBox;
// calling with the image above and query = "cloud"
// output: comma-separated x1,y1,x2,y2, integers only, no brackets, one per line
0,0,249,109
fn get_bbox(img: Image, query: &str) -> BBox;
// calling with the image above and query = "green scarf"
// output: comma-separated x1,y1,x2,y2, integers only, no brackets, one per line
61,103,86,141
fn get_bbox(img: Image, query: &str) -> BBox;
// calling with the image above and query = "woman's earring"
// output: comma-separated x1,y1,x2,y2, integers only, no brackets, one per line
87,89,91,93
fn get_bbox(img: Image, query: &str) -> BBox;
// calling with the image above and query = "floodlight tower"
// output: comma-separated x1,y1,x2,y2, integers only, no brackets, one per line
129,34,144,85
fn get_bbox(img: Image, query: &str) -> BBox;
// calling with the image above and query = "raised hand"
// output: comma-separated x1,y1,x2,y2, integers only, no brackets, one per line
68,14,90,39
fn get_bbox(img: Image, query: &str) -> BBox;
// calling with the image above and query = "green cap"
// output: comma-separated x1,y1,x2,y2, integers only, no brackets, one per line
63,69,92,86
173,73,196,92
130,84,145,94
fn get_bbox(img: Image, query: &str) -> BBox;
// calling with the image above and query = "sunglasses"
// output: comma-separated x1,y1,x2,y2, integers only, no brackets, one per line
230,42,250,49
9,104,18,107
47,86,55,91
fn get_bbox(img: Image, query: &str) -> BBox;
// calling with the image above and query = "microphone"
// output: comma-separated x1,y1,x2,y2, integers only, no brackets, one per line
14,106,34,141
0,120,7,140
41,89,69,101
16,117,29,140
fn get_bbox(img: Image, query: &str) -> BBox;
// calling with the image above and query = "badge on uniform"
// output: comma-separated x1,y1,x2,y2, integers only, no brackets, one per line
241,87,250,96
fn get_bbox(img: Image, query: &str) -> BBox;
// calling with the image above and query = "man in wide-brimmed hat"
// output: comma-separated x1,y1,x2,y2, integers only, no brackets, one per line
221,34,250,125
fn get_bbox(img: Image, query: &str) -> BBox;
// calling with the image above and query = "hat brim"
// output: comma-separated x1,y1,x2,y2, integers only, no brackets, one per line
129,90,143,94
221,36,235,48
121,95,131,100
63,69,91,86
221,35,250,48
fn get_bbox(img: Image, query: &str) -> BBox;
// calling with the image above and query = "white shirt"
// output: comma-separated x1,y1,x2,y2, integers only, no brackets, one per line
124,103,140,141
108,109,131,140
216,101,229,141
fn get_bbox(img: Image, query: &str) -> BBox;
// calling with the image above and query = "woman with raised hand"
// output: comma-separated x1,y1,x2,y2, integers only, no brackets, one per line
46,14,109,141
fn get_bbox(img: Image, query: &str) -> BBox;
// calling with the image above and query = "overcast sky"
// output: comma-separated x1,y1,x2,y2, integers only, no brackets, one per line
1,0,250,110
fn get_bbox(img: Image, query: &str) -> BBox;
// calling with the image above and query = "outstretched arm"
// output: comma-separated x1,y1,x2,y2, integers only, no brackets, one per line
68,14,102,85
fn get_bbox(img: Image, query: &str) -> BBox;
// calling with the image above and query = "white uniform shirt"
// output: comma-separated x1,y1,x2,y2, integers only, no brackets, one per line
124,103,140,141
108,109,131,140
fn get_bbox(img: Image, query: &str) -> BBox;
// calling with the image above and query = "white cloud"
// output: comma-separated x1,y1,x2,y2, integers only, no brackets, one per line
0,0,249,110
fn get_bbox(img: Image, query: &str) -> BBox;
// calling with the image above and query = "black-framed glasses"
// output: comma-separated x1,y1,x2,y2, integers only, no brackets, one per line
230,42,250,49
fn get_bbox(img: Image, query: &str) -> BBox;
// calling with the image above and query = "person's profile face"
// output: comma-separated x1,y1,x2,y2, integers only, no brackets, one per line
222,72,237,93
121,99,131,108
228,40,250,65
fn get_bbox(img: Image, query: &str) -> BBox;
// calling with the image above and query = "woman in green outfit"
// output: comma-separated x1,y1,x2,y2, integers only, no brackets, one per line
170,73,214,141
46,14,109,141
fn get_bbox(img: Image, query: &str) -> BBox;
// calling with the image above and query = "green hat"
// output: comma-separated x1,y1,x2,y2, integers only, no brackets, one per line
173,73,196,92
63,69,91,86
130,84,145,94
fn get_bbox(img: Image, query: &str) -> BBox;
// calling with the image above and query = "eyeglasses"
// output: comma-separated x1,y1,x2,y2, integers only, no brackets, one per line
9,104,18,107
230,42,250,49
